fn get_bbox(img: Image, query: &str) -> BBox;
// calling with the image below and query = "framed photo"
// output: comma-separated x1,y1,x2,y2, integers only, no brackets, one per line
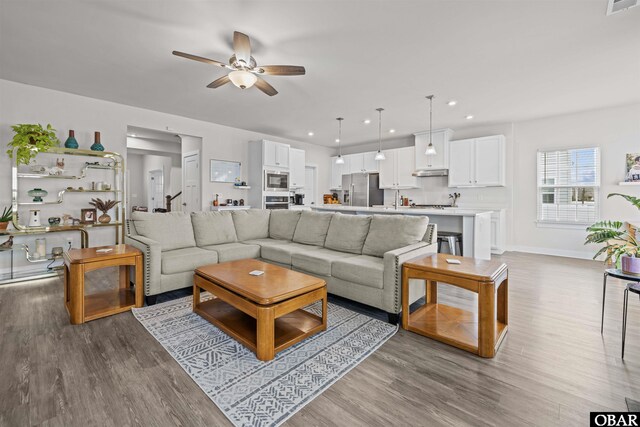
80,208,96,224
210,159,241,183
626,153,640,182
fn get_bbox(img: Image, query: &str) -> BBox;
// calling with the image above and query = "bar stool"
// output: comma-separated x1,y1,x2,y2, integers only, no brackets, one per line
622,282,640,359
437,231,463,256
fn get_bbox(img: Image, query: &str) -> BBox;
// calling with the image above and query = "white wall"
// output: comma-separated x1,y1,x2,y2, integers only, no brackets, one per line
0,79,333,274
127,153,145,209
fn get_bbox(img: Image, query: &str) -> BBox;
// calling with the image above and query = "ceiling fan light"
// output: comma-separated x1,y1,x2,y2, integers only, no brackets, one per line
228,70,257,89
335,155,345,165
374,151,386,161
425,143,437,156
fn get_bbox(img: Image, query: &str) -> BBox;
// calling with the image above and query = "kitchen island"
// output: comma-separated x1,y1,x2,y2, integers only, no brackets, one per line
313,205,493,260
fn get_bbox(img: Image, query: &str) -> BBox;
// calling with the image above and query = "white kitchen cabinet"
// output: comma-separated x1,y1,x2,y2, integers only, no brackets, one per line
448,135,505,188
346,152,379,173
414,128,453,170
378,147,418,189
363,151,379,172
263,140,290,168
490,209,506,254
330,156,350,190
289,148,305,189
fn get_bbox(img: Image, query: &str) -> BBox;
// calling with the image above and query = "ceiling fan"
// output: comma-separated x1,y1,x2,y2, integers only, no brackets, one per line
172,31,305,96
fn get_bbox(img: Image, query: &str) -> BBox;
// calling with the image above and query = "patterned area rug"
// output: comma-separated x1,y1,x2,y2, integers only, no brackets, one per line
132,296,397,427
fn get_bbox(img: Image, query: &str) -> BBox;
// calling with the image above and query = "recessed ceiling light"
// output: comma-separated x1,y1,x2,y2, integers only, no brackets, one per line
389,129,396,133
465,115,474,120
363,119,371,124
335,138,340,143
307,131,314,136
447,100,457,106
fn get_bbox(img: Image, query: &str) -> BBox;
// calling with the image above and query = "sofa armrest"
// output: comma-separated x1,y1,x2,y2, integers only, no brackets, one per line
383,241,438,314
423,223,437,245
125,234,161,296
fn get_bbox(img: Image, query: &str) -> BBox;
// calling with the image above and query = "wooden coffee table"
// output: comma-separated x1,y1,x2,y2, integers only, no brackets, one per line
193,259,327,361
402,253,508,358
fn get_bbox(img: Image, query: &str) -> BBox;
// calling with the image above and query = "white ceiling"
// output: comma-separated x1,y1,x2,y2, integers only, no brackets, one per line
1,0,638,147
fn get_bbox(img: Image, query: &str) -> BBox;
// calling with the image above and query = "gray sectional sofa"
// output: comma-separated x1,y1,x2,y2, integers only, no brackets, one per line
125,209,437,322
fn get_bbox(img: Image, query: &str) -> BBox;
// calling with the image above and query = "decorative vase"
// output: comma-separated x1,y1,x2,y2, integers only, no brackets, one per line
621,255,640,276
64,130,79,149
90,131,104,151
98,213,111,224
27,188,48,202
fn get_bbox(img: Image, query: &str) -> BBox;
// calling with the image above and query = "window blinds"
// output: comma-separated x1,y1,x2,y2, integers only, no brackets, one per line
536,147,600,224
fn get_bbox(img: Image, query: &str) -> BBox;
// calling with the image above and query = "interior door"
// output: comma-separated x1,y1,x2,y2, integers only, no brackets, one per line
148,169,164,211
182,152,200,213
304,166,316,205
448,139,474,187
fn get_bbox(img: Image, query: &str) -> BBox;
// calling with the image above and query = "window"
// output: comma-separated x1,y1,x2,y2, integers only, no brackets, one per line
537,147,600,225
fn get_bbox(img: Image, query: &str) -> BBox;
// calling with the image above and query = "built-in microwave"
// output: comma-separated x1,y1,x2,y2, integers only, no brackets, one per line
264,170,289,191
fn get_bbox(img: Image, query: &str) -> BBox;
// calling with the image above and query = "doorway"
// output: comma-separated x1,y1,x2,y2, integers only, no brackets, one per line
183,151,200,213
304,165,317,206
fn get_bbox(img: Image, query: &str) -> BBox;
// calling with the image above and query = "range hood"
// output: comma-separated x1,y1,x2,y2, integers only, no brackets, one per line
412,169,448,177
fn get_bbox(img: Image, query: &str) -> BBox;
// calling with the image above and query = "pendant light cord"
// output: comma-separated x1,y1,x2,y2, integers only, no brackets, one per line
426,95,434,146
337,117,343,156
376,108,384,152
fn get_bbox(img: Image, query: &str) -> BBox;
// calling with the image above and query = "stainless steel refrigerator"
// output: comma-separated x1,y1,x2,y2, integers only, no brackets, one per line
341,173,384,207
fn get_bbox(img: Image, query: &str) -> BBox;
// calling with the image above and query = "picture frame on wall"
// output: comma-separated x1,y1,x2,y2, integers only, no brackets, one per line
625,153,640,182
80,208,96,224
210,159,241,183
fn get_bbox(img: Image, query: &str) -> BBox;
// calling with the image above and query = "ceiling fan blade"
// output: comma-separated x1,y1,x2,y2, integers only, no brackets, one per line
254,76,278,96
172,51,228,68
233,31,252,65
206,75,231,88
258,65,306,76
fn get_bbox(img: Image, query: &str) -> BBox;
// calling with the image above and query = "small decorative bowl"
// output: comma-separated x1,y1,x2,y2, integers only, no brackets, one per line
48,217,61,226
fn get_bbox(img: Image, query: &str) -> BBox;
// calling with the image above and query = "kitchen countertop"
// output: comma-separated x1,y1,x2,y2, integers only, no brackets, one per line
313,205,494,217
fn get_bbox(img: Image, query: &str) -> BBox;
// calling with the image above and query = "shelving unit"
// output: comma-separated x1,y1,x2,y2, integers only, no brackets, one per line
2,146,126,285
618,182,640,186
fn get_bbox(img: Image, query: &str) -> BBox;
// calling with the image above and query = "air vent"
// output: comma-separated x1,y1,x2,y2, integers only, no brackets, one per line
607,0,638,15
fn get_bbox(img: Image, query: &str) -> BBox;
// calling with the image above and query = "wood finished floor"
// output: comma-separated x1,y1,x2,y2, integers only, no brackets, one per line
1,252,639,426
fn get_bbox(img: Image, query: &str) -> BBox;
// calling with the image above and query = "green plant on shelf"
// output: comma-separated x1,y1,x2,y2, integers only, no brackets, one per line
7,123,61,166
0,206,12,223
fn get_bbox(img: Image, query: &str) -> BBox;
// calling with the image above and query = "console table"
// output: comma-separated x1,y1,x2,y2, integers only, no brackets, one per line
402,253,508,358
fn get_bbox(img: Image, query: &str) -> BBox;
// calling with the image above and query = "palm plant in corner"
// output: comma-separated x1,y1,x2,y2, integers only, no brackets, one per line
89,198,120,224
585,193,640,275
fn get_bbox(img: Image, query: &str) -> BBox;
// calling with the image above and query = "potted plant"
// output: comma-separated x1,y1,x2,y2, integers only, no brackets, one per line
0,206,12,230
6,123,61,166
89,198,120,224
586,193,640,274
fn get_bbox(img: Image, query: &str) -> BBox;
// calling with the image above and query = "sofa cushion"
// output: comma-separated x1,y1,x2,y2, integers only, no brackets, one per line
291,248,357,277
243,238,290,249
292,211,333,246
269,210,302,240
332,255,384,289
261,242,319,265
201,242,261,263
161,247,218,274
362,215,429,258
191,211,237,246
131,211,196,252
232,209,270,241
324,213,372,254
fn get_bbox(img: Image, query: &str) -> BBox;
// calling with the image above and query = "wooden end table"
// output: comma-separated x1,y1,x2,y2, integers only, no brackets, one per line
194,259,327,361
63,244,143,324
402,253,508,358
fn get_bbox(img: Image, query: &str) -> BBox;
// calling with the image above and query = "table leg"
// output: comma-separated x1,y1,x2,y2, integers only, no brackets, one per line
256,306,275,361
427,280,438,304
401,267,410,329
69,263,85,325
321,290,328,331
134,255,143,308
497,277,508,326
193,283,201,311
601,272,608,334
119,265,129,290
478,281,496,358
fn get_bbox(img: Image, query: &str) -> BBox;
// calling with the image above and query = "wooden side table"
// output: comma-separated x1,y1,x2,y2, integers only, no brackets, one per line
63,244,143,324
402,253,508,358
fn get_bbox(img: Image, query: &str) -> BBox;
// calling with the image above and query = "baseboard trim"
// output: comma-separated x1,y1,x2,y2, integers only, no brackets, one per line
507,245,596,260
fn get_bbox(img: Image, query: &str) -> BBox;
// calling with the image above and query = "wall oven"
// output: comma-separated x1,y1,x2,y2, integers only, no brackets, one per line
264,170,289,191
264,196,290,210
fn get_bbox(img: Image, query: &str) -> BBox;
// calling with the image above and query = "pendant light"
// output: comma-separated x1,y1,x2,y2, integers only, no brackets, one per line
335,117,345,164
424,95,436,156
374,108,386,161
